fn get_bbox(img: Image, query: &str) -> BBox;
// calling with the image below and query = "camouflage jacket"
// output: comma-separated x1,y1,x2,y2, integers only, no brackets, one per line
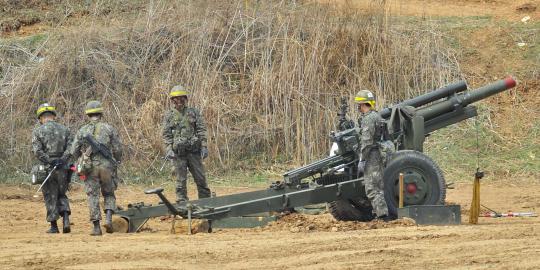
71,120,123,165
358,110,383,159
32,120,73,165
162,106,207,155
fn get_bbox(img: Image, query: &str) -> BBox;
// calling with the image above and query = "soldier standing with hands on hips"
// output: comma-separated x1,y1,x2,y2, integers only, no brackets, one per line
162,85,211,203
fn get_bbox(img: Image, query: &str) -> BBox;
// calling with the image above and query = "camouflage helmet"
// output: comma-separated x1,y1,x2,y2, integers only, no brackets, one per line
36,103,57,118
354,90,376,108
85,100,104,115
169,85,189,99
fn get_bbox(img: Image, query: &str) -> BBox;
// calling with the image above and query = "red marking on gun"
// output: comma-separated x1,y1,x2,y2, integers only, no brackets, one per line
504,77,517,89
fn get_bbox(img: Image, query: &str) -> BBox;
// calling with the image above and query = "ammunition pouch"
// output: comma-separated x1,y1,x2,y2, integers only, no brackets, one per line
173,138,189,156
173,136,201,155
76,148,93,176
378,140,396,166
187,137,201,153
31,164,48,185
376,120,391,141
371,119,395,166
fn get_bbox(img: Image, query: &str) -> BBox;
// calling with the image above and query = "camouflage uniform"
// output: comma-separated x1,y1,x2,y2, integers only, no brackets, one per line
162,107,211,201
32,120,72,222
71,120,122,221
359,110,389,217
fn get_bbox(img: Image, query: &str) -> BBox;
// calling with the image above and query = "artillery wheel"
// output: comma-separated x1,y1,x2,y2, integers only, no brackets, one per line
328,199,375,221
383,150,446,218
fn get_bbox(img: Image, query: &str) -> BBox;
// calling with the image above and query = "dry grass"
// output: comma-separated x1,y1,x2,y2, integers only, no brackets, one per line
0,0,460,178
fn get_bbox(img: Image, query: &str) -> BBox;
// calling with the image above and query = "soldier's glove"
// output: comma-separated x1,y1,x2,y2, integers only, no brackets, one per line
201,147,209,159
357,160,365,174
166,149,176,160
50,158,65,168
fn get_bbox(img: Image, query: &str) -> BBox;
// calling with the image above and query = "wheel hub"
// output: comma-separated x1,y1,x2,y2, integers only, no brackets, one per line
394,169,429,205
406,183,417,194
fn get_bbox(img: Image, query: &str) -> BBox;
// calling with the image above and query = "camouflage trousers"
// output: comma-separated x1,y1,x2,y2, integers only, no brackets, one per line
41,169,71,222
174,152,211,201
84,163,117,221
364,149,389,217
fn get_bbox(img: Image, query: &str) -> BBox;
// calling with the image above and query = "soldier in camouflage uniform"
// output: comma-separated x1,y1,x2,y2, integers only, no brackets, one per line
162,85,211,202
355,90,391,221
71,100,123,236
32,103,73,233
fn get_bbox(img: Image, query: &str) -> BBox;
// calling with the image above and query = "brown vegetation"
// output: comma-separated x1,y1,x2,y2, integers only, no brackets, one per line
0,1,459,175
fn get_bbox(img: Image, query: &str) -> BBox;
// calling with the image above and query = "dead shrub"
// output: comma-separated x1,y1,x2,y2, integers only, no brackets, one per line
0,1,460,177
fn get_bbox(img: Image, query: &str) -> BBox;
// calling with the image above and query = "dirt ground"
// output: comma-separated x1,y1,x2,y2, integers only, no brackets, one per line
0,179,539,270
325,0,540,20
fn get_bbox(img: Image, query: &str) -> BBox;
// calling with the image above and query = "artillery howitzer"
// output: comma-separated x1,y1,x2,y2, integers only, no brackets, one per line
115,77,516,232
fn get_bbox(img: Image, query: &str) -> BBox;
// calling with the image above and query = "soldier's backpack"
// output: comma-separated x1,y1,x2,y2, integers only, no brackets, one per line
376,120,396,166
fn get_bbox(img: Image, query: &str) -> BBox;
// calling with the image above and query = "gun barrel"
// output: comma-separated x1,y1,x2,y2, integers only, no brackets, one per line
417,77,517,121
380,80,468,118
283,154,352,184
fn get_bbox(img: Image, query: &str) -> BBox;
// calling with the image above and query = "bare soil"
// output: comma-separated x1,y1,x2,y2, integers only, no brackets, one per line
325,0,540,20
1,180,539,270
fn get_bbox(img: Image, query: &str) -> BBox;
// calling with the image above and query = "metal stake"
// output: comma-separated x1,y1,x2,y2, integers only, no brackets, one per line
170,215,176,234
187,203,193,235
399,173,404,208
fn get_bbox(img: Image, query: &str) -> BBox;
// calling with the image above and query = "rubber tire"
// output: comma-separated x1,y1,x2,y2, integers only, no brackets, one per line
383,150,446,218
328,199,375,222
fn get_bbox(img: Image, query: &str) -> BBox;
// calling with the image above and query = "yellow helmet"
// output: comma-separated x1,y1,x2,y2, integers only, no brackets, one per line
85,100,104,115
169,85,189,98
354,90,376,108
36,103,57,118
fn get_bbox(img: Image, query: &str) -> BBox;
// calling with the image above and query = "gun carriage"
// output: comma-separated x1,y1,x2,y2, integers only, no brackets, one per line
115,77,517,232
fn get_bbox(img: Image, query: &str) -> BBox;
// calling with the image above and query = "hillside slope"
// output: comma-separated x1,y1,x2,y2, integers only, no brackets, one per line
1,0,538,183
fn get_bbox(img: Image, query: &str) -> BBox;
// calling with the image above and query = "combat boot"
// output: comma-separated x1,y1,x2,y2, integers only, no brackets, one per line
46,221,59,234
176,188,188,203
376,215,394,222
90,220,102,236
176,198,188,204
62,212,71,233
104,210,114,234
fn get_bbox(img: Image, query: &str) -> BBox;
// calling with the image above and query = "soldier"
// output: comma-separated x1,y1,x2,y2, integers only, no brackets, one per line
162,85,211,203
71,100,123,236
32,103,72,233
354,90,392,221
